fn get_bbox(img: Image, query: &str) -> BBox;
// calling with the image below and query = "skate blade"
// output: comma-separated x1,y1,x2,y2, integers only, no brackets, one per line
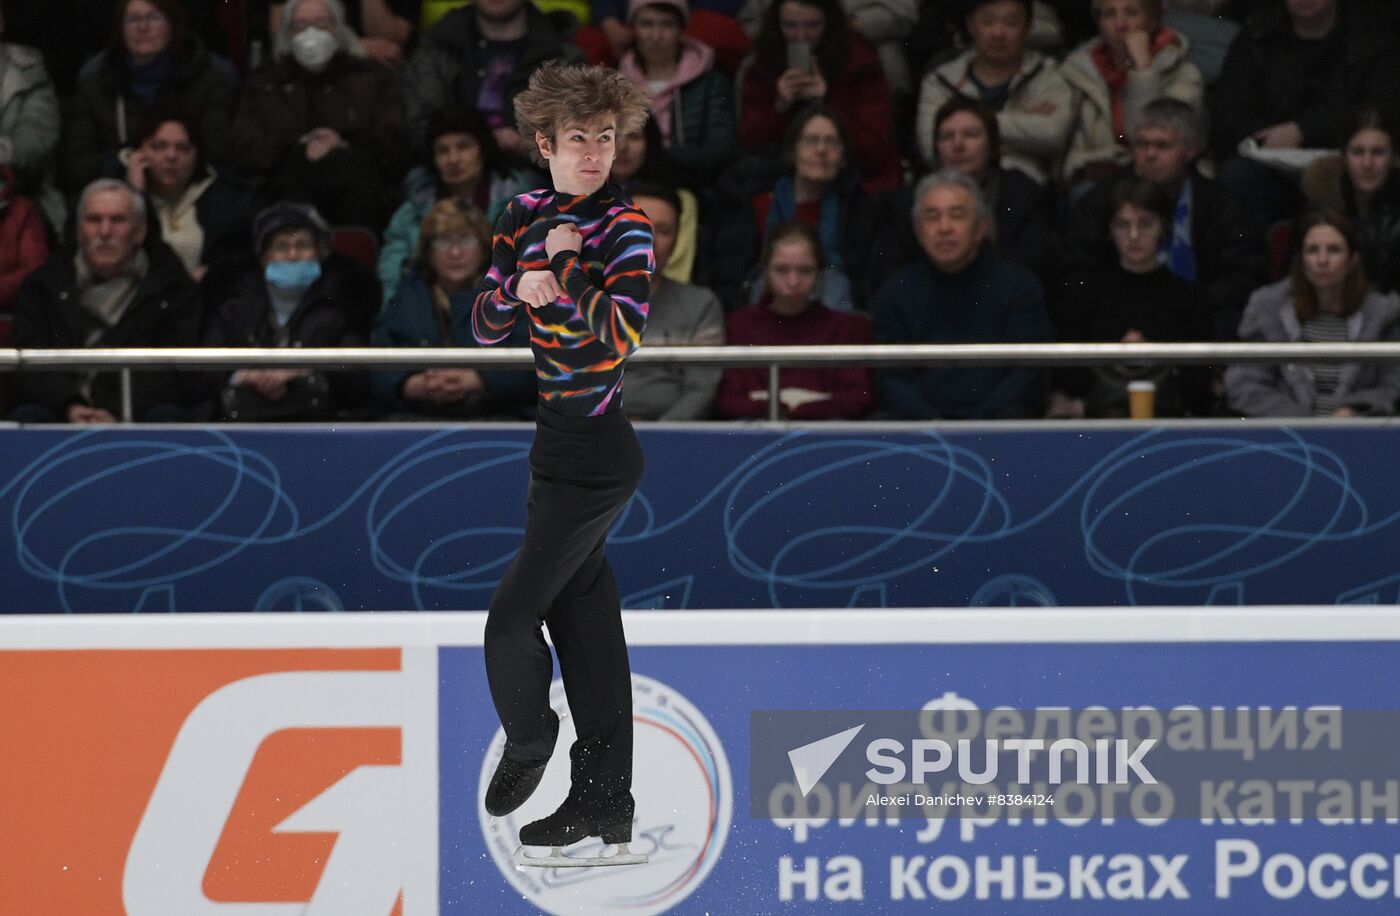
514,842,649,868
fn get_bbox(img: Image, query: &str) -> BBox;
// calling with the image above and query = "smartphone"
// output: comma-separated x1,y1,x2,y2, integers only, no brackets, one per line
787,40,812,73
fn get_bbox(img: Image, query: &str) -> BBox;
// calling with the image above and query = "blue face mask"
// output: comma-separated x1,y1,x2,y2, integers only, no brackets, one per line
264,259,322,290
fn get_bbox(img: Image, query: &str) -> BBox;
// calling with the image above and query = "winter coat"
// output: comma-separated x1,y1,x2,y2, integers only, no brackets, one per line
369,271,534,416
1225,278,1400,417
736,33,900,192
402,5,582,151
1058,29,1203,182
231,52,408,210
619,38,736,184
0,42,61,225
1302,155,1400,296
65,41,233,191
914,48,1075,185
11,244,202,418
1059,167,1267,340
1210,0,1400,157
0,169,49,310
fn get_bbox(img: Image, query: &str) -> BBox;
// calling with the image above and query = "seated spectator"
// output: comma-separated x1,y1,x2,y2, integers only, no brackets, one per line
625,180,726,420
575,0,751,75
1060,97,1267,341
379,107,534,304
64,0,233,193
232,0,409,229
10,179,201,423
207,202,379,420
271,0,420,68
1053,177,1209,418
1059,0,1203,189
0,2,63,231
371,199,534,418
735,0,900,192
906,1,1084,80
739,0,916,93
716,221,872,419
1211,0,1400,225
707,107,879,310
1225,209,1400,417
122,105,256,293
869,96,1053,301
611,117,702,281
403,0,582,160
872,170,1052,419
618,0,736,184
1302,105,1400,295
915,0,1074,186
0,165,48,312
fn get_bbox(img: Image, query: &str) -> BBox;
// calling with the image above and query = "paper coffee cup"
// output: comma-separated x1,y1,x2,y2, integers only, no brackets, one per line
1127,380,1156,419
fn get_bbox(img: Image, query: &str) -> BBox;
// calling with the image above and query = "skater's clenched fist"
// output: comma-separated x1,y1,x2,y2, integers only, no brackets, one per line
545,222,582,259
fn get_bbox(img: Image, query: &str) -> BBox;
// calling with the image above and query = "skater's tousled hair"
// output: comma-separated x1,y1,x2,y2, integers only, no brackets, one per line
514,62,652,169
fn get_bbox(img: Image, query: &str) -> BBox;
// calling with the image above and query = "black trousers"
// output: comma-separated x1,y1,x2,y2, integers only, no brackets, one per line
484,405,645,809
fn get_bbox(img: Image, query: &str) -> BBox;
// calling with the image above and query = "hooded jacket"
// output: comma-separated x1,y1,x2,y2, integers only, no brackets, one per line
619,37,736,183
915,48,1075,185
1059,29,1203,182
1225,278,1400,416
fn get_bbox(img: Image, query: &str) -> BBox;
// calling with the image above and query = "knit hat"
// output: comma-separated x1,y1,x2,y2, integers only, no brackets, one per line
252,201,331,254
628,0,688,25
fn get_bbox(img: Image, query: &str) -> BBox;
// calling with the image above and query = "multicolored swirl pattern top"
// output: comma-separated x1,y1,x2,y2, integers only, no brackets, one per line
472,184,653,417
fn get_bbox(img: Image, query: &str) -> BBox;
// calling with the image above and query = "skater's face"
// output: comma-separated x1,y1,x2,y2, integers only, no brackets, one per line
914,183,987,274
1300,223,1356,295
538,119,616,196
632,194,678,276
1345,127,1395,198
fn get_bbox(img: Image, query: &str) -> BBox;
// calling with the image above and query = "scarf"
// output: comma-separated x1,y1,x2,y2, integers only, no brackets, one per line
765,176,845,272
74,249,149,400
1166,173,1197,283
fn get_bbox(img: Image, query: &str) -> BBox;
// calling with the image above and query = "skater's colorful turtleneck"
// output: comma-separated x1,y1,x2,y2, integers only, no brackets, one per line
472,183,654,417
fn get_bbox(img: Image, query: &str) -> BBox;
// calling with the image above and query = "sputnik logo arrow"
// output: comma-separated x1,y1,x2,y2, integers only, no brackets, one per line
787,725,864,796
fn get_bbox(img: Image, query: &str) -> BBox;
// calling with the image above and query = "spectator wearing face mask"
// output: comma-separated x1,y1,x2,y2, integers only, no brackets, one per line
206,201,379,420
232,0,409,228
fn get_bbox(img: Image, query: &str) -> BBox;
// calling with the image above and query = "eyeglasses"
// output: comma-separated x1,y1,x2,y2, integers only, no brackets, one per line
432,235,481,252
123,11,167,27
290,16,336,33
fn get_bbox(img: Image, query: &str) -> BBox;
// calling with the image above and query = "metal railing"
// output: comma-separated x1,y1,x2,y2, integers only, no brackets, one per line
6,342,1400,422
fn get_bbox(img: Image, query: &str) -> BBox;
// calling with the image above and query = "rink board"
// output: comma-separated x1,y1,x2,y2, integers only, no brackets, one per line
3,608,1400,914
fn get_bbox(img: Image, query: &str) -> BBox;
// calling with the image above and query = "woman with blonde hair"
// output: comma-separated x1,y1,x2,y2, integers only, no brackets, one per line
370,198,533,417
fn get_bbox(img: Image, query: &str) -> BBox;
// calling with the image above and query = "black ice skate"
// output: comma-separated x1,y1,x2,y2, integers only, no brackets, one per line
514,796,647,868
485,710,559,817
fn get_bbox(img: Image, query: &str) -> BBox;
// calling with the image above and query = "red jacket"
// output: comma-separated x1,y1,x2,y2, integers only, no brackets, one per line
717,298,872,419
0,171,48,312
739,35,900,193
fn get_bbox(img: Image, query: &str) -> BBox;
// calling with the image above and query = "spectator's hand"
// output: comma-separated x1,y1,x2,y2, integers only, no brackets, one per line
432,368,484,400
1121,329,1147,343
67,404,117,424
776,68,810,105
191,264,208,283
601,17,633,59
302,127,347,161
124,147,152,192
1333,405,1356,417
1044,391,1086,420
516,270,563,307
360,36,404,68
236,368,306,401
545,222,582,259
492,126,525,155
1254,122,1303,150
801,70,828,101
1124,30,1153,70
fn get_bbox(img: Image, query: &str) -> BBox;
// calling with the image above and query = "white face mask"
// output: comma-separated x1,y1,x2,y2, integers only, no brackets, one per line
291,27,337,71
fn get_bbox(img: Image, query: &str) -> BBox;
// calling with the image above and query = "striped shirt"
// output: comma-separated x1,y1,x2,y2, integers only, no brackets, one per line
1301,313,1349,416
472,184,653,416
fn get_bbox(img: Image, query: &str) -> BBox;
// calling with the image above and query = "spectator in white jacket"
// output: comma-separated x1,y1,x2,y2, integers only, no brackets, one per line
915,0,1074,185
1058,0,1202,190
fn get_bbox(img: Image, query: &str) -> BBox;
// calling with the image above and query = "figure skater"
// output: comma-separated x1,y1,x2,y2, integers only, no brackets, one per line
473,61,654,868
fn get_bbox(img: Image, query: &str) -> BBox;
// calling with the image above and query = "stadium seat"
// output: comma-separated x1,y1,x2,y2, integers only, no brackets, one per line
331,226,380,271
1266,220,1295,282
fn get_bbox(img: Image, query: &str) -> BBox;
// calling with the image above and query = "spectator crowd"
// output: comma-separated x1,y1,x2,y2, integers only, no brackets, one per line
2,0,1398,422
